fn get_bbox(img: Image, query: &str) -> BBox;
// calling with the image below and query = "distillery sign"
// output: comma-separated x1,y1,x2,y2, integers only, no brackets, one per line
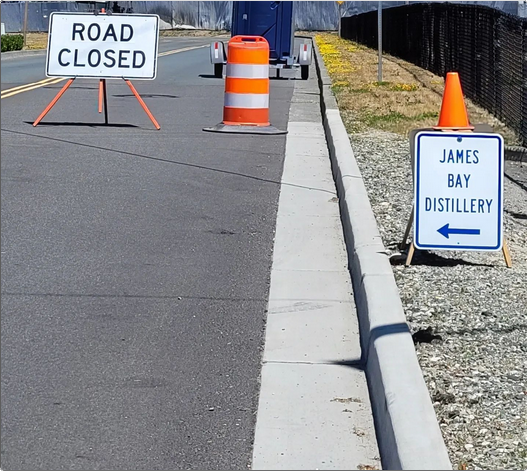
46,12,159,79
413,132,504,251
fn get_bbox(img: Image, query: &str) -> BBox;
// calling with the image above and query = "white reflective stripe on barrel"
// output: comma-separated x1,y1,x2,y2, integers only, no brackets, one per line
224,92,269,109
226,63,269,79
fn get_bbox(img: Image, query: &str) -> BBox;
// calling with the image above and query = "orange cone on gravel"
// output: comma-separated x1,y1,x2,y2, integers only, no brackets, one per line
434,72,474,130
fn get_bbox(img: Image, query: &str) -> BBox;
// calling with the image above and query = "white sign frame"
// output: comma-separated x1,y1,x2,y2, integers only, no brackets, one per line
46,12,159,80
414,131,504,251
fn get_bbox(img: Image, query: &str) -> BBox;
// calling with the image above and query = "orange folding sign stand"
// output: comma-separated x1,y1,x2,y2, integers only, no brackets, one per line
33,8,160,130
33,76,160,130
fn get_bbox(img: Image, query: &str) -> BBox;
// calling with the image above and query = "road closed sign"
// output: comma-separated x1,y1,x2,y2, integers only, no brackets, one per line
414,132,504,251
46,12,159,79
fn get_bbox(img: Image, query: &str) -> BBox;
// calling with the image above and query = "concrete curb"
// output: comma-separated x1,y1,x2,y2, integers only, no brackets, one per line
312,39,453,470
1,49,46,60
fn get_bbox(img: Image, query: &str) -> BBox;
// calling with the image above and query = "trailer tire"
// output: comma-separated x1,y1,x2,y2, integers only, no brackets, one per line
214,63,223,78
301,65,309,80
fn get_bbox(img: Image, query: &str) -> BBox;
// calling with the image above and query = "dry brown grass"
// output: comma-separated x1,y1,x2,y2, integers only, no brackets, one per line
24,32,48,50
160,29,229,37
315,32,518,144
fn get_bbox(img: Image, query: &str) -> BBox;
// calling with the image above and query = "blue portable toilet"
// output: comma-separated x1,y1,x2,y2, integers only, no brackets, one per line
231,1,294,66
209,1,312,79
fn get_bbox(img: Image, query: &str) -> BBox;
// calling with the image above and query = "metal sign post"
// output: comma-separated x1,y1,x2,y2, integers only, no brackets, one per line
337,1,344,37
377,1,382,82
23,1,29,48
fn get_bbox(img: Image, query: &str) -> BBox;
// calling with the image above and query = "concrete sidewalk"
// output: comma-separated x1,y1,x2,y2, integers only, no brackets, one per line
252,63,380,470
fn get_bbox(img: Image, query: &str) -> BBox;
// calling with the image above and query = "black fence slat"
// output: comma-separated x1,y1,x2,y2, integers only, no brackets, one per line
340,4,527,146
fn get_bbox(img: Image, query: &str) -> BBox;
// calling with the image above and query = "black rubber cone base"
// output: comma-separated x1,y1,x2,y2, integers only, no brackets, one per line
203,122,287,135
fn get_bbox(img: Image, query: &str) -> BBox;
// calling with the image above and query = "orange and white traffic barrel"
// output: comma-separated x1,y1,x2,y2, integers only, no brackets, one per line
224,35,270,126
204,35,286,135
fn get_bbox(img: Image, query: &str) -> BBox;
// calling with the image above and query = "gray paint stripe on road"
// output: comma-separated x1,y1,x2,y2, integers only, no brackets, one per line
158,44,208,56
251,64,380,470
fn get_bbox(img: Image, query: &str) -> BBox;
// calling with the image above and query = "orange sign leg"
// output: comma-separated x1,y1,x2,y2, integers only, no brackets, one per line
124,79,161,130
33,78,75,127
98,79,104,113
98,79,109,124
102,79,108,124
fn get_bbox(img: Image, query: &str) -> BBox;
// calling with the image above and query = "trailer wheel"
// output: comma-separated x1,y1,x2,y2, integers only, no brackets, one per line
301,65,309,80
214,63,223,78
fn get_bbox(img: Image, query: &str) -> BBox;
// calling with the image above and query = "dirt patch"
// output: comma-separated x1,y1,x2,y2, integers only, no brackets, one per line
17,32,48,50
160,29,229,38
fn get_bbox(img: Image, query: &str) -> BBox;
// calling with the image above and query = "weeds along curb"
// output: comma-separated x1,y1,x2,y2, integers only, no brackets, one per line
312,38,452,470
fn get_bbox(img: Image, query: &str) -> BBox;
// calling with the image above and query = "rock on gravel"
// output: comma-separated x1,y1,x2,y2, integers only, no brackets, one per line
350,130,527,471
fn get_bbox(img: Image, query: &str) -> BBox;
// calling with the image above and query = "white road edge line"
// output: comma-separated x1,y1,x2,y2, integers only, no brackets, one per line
158,45,208,57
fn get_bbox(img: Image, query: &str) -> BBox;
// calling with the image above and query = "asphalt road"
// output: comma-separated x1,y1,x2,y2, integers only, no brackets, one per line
1,37,295,470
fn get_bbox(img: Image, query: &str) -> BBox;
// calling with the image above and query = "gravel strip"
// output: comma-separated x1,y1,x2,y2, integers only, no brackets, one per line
350,129,527,470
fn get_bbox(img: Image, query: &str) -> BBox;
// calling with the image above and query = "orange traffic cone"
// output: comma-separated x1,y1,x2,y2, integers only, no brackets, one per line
434,72,474,130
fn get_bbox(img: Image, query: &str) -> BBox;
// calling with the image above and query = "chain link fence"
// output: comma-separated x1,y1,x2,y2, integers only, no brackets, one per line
341,3,527,146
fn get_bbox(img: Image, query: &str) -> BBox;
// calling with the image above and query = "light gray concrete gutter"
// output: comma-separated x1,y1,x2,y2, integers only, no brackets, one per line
1,49,46,60
313,39,453,471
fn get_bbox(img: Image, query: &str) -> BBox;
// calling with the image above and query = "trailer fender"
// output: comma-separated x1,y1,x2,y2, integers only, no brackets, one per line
210,41,226,64
298,42,312,65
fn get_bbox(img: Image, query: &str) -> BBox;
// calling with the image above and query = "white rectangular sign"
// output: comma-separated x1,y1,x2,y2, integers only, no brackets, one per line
46,12,159,79
414,132,504,251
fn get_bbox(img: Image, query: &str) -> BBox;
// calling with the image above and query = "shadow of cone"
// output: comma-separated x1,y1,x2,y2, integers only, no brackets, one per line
433,72,474,131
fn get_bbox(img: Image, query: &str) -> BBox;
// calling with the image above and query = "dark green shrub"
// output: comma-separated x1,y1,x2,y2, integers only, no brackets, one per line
1,34,24,52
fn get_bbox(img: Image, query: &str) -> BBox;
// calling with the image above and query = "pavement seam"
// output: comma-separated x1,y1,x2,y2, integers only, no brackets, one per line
262,360,365,366
313,38,452,470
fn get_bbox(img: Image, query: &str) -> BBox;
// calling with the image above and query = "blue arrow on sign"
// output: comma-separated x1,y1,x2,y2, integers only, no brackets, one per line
438,223,481,239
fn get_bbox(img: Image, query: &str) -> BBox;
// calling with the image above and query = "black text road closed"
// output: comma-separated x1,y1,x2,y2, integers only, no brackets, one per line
46,13,159,79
